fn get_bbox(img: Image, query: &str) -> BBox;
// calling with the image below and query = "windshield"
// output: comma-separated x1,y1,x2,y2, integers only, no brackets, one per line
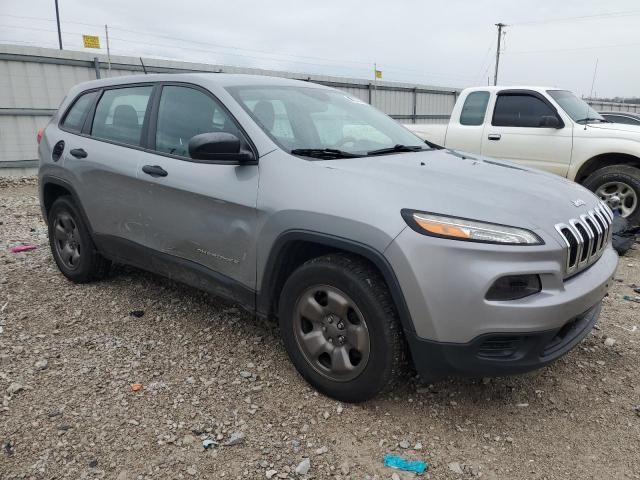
226,85,427,156
547,90,605,123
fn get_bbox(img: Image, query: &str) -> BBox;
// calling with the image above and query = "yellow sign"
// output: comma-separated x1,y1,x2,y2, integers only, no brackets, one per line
375,69,382,79
82,35,101,49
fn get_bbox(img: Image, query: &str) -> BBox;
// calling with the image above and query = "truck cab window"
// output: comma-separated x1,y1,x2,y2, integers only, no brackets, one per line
459,91,490,126
492,94,556,128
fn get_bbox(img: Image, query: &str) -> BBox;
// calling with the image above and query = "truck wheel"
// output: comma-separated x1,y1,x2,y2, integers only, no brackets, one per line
48,196,111,283
278,253,405,402
583,165,640,225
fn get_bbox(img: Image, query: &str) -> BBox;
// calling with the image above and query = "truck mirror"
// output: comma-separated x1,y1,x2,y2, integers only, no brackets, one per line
539,115,562,129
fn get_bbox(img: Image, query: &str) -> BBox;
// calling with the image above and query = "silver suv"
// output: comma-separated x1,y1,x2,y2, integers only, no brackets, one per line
38,74,618,402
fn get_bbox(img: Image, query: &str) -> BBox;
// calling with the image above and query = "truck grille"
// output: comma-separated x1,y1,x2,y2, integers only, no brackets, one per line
555,202,613,277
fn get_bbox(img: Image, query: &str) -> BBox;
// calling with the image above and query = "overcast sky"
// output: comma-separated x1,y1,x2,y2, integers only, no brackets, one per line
1,0,639,98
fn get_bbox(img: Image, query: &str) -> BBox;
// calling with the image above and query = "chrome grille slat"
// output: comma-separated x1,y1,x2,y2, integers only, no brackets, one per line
555,201,613,277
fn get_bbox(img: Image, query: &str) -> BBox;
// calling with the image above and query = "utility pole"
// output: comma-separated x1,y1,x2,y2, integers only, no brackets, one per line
105,24,112,73
493,22,506,86
54,0,63,50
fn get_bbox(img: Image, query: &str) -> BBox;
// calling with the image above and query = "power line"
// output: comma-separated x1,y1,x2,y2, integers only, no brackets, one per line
510,9,640,26
504,41,640,55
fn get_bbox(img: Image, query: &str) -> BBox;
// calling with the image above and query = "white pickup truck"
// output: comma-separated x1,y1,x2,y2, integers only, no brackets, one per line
406,86,640,224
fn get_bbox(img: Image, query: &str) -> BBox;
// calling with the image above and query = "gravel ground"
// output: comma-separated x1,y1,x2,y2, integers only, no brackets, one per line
1,177,639,480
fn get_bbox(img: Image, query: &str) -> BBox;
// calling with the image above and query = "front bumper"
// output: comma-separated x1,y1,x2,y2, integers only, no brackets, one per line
385,226,618,381
406,302,601,381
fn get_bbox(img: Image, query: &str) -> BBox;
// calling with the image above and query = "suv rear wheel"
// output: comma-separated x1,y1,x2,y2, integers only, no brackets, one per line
278,253,405,402
583,165,640,225
48,196,110,283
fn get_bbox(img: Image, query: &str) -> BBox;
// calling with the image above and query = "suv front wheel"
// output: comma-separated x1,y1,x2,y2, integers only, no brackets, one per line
48,196,110,283
278,253,405,402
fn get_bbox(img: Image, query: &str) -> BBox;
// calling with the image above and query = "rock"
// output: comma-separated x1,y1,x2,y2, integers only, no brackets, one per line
399,440,410,449
339,461,350,475
323,411,330,420
6,382,23,395
315,446,328,455
515,402,529,408
12,346,24,355
88,459,98,468
295,458,311,475
239,371,252,378
181,434,196,446
186,466,197,476
392,473,401,480
336,405,343,414
265,470,277,479
35,359,48,370
448,462,464,474
413,442,423,450
604,338,616,347
506,437,514,443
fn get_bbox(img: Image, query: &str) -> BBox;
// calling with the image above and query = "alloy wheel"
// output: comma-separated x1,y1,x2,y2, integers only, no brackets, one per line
596,181,638,218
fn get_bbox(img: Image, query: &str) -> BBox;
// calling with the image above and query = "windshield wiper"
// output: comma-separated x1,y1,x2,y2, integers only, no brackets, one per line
575,117,609,124
290,148,362,159
366,144,426,156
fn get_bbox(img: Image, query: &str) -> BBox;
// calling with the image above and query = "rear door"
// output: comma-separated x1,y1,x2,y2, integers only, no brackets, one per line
62,84,154,247
444,90,490,153
136,83,259,292
481,90,573,176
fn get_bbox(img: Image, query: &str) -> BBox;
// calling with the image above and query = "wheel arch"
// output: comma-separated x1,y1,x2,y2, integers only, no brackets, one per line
574,153,640,184
257,230,416,334
40,176,93,233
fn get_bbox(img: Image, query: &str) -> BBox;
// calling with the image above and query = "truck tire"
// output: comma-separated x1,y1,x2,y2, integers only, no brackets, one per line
583,165,640,226
48,196,111,283
278,253,406,402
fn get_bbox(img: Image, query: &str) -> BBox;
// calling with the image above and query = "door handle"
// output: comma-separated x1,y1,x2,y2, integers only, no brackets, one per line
69,148,87,158
142,165,168,177
487,133,501,141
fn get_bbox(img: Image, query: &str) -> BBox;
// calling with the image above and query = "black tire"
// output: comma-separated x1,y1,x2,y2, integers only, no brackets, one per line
278,253,405,402
47,196,110,283
583,165,640,226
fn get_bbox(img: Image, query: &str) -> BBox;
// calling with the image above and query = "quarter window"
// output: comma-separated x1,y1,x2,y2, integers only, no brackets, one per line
61,91,98,132
155,86,241,157
91,86,153,146
460,91,490,126
492,94,557,128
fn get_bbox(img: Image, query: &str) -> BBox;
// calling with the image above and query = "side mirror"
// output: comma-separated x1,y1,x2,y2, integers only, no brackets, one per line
188,132,254,162
539,115,562,129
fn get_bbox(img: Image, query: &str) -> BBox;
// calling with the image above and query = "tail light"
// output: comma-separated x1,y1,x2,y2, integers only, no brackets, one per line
37,128,44,144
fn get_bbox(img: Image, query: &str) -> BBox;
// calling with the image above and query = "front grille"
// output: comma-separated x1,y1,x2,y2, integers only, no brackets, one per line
555,202,613,276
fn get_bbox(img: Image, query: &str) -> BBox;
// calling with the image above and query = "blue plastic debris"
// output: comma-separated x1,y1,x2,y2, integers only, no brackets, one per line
383,454,428,474
202,439,217,449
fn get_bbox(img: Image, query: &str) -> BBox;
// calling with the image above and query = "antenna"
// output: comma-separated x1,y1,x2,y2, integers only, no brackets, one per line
139,57,148,74
584,58,599,130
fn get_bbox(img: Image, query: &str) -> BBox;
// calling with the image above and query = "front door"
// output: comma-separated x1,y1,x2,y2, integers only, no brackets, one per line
481,91,573,177
136,84,259,295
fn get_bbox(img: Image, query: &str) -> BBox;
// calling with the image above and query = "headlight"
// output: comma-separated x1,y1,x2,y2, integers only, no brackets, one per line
401,210,543,245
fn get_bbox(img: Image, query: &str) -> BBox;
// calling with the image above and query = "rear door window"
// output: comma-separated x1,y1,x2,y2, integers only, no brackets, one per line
91,86,153,146
492,94,556,128
459,91,490,126
61,91,98,132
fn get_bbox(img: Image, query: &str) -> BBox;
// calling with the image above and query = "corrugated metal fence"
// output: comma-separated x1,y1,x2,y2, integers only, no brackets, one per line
1,44,638,170
0,44,458,168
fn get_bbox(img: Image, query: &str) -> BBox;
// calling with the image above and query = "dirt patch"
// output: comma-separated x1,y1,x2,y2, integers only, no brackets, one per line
1,182,639,479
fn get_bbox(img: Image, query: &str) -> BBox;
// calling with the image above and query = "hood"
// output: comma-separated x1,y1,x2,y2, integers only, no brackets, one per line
583,122,640,137
315,149,602,233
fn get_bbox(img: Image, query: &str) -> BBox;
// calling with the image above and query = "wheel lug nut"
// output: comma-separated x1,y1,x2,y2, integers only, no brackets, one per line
337,321,344,330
